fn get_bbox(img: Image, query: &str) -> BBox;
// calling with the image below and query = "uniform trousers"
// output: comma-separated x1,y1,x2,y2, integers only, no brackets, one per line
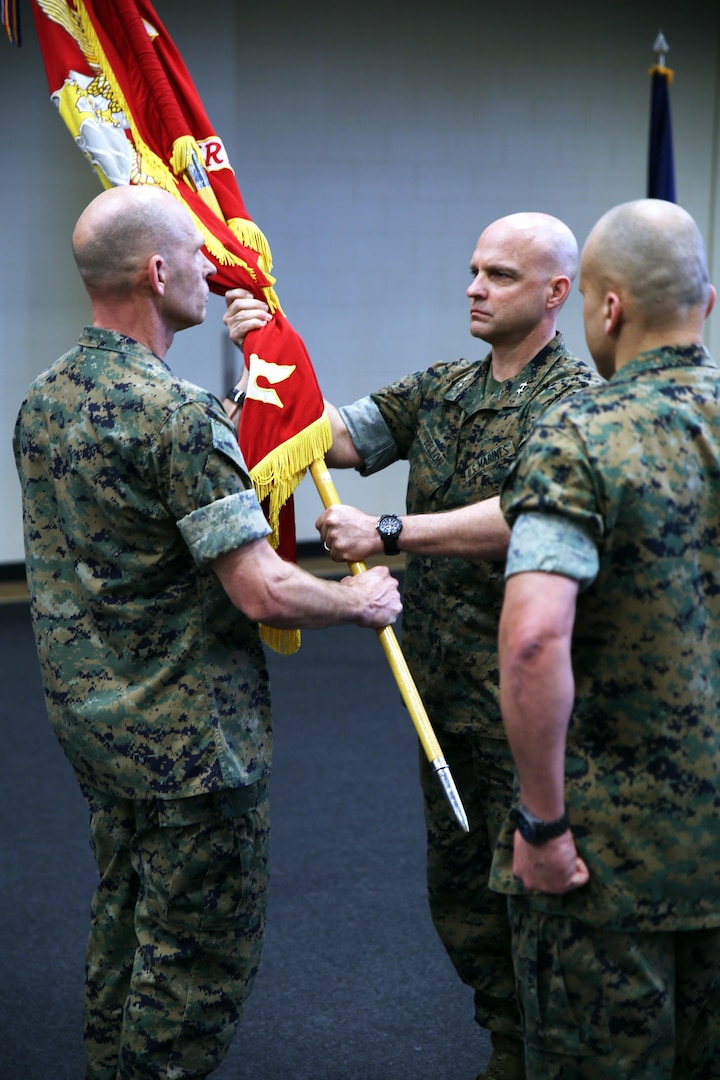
420,732,521,1039
509,901,720,1079
82,781,269,1079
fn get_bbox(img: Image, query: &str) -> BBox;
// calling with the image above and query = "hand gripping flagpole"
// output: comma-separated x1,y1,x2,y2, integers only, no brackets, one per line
310,460,469,832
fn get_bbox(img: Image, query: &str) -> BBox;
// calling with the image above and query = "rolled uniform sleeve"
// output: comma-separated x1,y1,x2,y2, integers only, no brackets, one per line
179,490,270,564
501,398,606,545
155,407,271,562
339,396,400,475
506,512,599,592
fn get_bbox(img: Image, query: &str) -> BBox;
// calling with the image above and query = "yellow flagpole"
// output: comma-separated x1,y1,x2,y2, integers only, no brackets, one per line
310,460,469,832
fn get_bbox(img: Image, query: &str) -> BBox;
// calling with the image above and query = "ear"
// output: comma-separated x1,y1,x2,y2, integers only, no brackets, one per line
706,285,717,320
148,254,165,296
604,292,622,335
547,275,571,309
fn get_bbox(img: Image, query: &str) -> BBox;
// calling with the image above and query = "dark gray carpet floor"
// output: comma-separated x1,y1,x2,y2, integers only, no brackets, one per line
0,599,490,1079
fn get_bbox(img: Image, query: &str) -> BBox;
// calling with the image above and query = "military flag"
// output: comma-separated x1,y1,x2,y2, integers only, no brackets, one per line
647,33,676,202
6,0,470,828
23,0,332,652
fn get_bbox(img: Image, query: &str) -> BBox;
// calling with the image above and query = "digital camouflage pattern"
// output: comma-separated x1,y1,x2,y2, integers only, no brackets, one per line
493,344,720,932
508,901,720,1078
84,782,269,1079
368,333,601,738
13,326,276,1077
419,733,519,1037
343,333,601,1040
13,327,273,800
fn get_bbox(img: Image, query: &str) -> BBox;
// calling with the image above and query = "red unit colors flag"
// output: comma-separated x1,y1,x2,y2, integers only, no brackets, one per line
27,0,332,652
5,0,470,831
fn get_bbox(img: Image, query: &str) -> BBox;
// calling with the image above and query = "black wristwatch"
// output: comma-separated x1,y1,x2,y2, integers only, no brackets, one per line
376,513,403,556
225,387,246,406
512,803,570,845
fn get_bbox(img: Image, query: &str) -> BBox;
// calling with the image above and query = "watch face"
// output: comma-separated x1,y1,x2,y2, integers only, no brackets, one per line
378,514,401,537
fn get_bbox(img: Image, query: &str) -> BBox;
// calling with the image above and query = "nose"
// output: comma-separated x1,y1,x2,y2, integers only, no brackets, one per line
204,255,217,278
467,274,486,299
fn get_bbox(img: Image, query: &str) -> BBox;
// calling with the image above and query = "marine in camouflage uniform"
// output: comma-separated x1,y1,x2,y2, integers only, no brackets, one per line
339,332,601,1043
492,343,720,1077
13,327,273,1079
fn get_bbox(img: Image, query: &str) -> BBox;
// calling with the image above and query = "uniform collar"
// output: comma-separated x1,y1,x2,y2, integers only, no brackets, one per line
610,343,715,384
78,326,170,372
446,332,568,411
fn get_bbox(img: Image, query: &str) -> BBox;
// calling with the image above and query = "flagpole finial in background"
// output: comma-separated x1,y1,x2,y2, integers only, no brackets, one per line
647,31,676,203
653,31,669,67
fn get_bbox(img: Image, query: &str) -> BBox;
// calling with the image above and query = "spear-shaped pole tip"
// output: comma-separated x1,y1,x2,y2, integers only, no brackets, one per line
432,757,470,832
653,31,669,67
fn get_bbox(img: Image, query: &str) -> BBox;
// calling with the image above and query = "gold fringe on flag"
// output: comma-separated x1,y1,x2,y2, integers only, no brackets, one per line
228,216,274,278
260,624,301,655
35,0,329,657
252,411,333,655
250,413,333,547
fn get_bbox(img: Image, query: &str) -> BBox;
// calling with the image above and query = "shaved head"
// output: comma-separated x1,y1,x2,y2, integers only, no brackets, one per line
70,184,215,355
467,211,579,365
486,212,579,284
582,199,711,326
72,184,197,294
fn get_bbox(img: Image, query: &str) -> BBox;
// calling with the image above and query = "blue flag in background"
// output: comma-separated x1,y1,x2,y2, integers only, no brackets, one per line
647,65,676,201
2,0,21,44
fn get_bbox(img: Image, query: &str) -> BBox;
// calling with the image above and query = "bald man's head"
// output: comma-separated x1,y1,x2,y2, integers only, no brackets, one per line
70,185,216,352
467,211,579,356
72,185,197,294
491,212,579,284
582,199,711,326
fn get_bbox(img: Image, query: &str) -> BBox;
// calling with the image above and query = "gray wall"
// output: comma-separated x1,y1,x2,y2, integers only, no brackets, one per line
2,0,719,563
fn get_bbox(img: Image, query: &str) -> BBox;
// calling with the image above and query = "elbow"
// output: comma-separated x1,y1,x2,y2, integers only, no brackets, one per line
504,622,561,679
510,632,547,668
239,578,287,624
502,639,543,697
240,594,271,624
215,547,290,624
500,612,557,686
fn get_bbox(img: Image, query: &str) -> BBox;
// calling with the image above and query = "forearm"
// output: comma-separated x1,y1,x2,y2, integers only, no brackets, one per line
502,637,574,818
317,495,510,564
499,570,591,895
221,368,249,431
213,538,400,629
399,497,509,560
499,572,578,818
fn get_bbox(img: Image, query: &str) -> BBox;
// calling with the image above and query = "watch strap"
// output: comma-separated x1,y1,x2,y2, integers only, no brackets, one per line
512,803,570,845
376,513,402,556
